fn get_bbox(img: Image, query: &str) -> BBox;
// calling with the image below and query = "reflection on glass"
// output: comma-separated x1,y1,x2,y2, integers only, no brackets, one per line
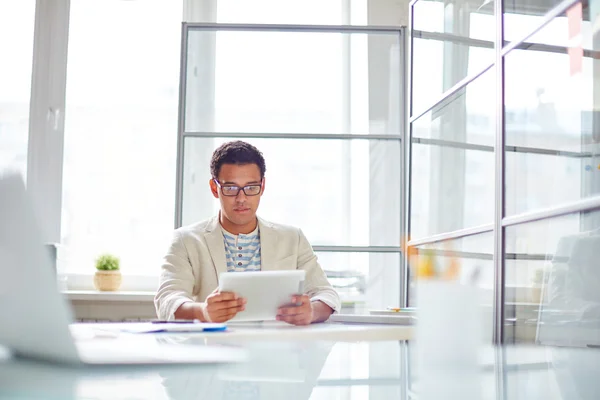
315,251,401,314
155,340,404,400
0,0,35,176
6,340,600,399
411,0,495,114
504,0,594,44
408,231,494,342
159,341,333,400
410,69,495,240
413,0,495,41
505,209,600,347
504,9,598,216
182,137,401,247
185,29,401,135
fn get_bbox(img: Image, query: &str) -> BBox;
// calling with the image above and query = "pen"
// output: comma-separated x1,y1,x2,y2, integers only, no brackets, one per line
151,319,200,324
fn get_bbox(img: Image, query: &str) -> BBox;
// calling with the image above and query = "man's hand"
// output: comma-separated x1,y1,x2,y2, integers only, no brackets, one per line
202,289,246,323
276,295,313,325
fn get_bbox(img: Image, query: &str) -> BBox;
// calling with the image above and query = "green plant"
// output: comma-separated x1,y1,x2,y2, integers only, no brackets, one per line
95,254,120,271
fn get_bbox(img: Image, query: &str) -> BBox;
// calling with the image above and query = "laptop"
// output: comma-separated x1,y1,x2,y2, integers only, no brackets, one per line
0,172,246,365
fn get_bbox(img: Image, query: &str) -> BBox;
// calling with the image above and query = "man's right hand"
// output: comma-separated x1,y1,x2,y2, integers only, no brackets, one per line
202,290,246,323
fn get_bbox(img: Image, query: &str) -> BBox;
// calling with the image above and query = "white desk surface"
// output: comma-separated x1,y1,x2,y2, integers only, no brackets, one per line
1,323,600,400
85,320,414,342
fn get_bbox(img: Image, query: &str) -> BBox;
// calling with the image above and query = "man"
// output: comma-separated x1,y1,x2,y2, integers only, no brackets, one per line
155,141,340,325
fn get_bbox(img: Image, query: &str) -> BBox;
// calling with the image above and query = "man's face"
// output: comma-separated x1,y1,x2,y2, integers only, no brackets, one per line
210,163,264,229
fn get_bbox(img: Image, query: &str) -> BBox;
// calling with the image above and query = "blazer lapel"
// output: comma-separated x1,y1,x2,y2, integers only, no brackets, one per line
258,217,278,271
204,216,228,282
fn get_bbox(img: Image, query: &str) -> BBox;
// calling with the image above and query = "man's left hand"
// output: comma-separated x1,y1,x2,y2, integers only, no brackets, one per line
277,295,313,326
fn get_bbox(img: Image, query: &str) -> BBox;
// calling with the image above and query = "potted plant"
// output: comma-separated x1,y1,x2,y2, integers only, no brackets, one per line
93,253,122,291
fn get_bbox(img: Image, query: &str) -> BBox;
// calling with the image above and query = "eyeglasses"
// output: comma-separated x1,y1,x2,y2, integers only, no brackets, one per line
214,179,262,197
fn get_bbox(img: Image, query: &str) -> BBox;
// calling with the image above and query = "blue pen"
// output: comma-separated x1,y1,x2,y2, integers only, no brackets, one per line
202,325,227,332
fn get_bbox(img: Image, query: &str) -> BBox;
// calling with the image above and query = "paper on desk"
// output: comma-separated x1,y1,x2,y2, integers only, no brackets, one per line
94,322,227,334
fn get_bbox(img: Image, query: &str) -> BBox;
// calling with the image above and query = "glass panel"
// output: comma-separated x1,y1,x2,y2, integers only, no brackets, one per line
182,137,401,247
408,231,494,342
504,8,598,215
504,209,600,347
504,0,594,44
411,0,495,114
316,251,401,315
0,0,35,177
183,0,391,26
410,69,495,240
413,0,495,41
217,0,345,24
184,29,402,135
61,1,182,275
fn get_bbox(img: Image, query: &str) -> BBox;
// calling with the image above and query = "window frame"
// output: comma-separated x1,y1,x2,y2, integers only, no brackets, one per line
25,2,409,307
175,22,408,311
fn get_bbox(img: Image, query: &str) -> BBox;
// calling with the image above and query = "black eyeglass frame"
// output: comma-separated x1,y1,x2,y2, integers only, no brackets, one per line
213,179,263,197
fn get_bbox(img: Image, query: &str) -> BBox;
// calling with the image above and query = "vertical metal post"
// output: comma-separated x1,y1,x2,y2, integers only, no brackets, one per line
400,26,409,308
174,22,188,229
404,5,414,307
492,0,506,344
341,0,352,245
494,345,507,400
27,0,71,244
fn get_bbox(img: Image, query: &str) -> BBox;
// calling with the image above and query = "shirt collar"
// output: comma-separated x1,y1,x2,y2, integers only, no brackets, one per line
221,224,259,238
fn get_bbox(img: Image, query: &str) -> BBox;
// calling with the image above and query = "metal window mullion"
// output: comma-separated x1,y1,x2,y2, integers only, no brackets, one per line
175,22,189,229
407,223,494,247
399,26,409,309
493,0,506,346
416,29,595,57
414,30,494,49
405,5,415,307
341,0,352,248
409,62,494,122
313,246,402,253
502,196,600,227
413,137,595,158
505,145,591,158
182,131,402,140
27,0,71,244
185,22,403,34
413,137,494,152
412,249,555,261
500,0,580,57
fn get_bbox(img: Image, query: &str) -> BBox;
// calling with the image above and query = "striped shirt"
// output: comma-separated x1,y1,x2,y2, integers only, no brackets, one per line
222,225,261,272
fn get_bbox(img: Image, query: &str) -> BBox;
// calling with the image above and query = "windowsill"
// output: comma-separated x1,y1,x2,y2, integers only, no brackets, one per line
63,290,156,302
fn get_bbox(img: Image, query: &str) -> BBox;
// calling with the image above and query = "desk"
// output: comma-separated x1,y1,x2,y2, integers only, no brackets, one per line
87,321,414,342
1,325,599,399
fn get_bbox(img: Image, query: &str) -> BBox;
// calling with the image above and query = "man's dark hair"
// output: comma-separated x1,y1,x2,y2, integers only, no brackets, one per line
210,141,266,179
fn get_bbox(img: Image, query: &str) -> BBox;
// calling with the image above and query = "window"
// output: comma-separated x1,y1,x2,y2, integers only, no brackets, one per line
60,1,183,277
410,68,496,240
0,0,36,177
504,13,595,216
505,210,600,347
179,22,404,313
409,0,600,345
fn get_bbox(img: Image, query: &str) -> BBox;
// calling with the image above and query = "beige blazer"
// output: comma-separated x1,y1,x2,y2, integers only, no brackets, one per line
154,216,341,320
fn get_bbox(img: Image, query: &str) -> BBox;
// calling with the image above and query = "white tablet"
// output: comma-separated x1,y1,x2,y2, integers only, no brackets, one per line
219,270,306,322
